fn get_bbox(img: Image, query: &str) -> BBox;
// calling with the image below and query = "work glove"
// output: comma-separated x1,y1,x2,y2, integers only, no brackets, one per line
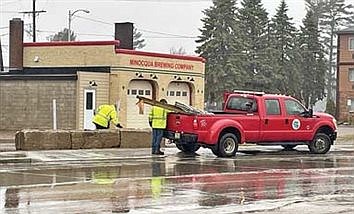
116,123,123,128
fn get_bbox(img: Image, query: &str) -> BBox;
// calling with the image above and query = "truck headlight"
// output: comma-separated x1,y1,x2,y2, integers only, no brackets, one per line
332,118,337,130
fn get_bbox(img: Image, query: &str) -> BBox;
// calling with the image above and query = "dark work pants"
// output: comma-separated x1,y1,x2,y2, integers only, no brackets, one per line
152,128,164,153
94,123,108,129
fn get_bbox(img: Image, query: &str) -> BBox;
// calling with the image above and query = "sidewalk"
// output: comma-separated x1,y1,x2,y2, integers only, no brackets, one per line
0,148,158,164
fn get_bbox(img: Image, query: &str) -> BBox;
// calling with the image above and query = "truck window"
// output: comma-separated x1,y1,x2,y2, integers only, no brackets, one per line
265,99,281,115
227,97,257,112
285,99,306,115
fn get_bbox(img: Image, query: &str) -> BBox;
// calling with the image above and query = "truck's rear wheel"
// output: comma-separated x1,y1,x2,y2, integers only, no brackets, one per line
308,133,331,154
218,133,238,157
176,143,200,153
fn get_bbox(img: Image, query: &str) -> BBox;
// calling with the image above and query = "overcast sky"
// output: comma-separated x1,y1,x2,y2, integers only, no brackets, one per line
0,0,348,66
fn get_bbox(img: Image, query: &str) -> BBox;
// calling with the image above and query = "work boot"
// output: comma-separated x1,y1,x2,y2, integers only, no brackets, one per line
152,150,164,155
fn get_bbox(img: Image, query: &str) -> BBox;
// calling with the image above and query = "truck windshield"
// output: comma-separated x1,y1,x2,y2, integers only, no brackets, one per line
227,97,257,112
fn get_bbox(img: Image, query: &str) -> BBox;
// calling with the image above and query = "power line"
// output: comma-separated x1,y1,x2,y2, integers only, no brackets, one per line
1,11,20,13
75,15,197,38
75,15,112,26
139,29,196,38
111,0,211,2
0,0,21,6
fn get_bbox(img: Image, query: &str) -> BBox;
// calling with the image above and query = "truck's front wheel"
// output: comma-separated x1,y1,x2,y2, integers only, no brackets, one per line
218,133,238,157
308,133,331,154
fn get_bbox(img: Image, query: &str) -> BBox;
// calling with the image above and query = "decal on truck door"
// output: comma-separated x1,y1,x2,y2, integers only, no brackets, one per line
292,119,301,130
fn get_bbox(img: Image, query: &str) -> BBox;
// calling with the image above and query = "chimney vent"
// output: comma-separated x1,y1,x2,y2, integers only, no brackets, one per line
115,22,133,50
9,18,24,71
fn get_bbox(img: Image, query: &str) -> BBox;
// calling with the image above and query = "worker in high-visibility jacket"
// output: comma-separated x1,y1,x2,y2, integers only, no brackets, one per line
92,104,122,129
149,99,169,155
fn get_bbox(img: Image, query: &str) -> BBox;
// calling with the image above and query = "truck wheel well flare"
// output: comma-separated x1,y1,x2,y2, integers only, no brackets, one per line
316,125,334,136
219,127,241,143
315,125,335,144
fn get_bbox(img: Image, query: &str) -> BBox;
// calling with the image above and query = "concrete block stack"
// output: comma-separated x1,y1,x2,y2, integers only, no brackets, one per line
119,128,151,148
15,129,153,151
71,130,120,149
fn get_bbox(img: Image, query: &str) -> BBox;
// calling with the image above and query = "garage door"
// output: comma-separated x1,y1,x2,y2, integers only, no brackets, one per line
167,82,190,105
126,80,152,128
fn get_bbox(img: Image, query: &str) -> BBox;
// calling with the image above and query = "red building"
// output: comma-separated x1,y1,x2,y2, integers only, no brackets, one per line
336,26,354,123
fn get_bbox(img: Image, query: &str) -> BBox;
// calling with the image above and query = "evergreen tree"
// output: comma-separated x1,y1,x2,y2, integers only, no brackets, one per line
320,0,354,101
196,0,244,106
288,30,303,100
237,0,272,92
170,47,187,55
47,28,76,41
270,0,297,94
299,10,327,107
305,0,327,23
133,27,146,50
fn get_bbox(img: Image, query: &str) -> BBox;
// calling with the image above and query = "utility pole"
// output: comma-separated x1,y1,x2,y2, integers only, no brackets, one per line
0,37,3,71
20,0,46,42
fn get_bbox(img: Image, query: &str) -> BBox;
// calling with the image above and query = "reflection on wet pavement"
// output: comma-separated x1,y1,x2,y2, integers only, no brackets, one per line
1,147,354,213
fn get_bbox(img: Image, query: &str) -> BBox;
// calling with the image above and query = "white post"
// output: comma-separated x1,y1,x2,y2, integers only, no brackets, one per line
53,99,57,130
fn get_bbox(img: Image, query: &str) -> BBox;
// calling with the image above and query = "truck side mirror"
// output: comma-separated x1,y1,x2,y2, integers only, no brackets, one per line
308,108,313,117
300,108,313,118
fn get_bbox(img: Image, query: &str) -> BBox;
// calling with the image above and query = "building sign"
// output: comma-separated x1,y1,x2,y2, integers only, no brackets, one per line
129,59,194,71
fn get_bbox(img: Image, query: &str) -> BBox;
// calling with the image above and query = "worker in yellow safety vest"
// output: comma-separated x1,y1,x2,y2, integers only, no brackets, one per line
92,104,122,129
149,99,169,155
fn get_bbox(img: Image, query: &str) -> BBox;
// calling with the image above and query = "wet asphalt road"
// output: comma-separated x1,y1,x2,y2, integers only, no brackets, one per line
1,141,354,214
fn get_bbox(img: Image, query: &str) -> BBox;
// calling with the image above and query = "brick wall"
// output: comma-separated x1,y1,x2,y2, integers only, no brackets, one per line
0,80,76,131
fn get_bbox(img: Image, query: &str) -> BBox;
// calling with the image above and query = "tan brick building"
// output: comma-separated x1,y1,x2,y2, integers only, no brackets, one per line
336,26,354,123
0,20,205,131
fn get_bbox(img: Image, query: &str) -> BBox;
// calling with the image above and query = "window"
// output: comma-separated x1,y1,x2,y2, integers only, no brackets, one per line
285,99,306,115
169,91,175,96
176,91,181,96
127,89,130,95
265,99,281,115
182,91,188,96
131,89,137,95
138,90,144,95
145,90,151,96
349,69,354,82
350,99,354,112
227,97,257,112
350,37,354,50
86,92,93,110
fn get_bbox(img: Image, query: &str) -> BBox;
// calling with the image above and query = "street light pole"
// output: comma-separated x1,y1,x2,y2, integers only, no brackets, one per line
68,9,90,41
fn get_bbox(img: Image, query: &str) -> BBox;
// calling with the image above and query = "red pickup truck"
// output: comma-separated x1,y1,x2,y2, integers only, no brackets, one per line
164,90,337,157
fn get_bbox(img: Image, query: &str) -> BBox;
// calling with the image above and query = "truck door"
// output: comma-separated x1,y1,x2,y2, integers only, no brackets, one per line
283,99,315,141
225,96,260,142
261,99,287,141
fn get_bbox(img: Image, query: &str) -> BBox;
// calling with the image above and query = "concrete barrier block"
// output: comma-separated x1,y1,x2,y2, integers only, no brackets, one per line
71,130,120,149
120,128,151,148
15,131,24,150
17,130,71,150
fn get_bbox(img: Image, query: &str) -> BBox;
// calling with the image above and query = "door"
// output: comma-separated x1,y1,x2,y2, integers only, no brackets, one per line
284,99,315,141
261,99,287,141
167,82,190,105
84,89,96,130
126,80,153,128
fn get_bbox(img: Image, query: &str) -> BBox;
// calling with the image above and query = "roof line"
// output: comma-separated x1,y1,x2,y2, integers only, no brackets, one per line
115,49,206,62
23,40,120,47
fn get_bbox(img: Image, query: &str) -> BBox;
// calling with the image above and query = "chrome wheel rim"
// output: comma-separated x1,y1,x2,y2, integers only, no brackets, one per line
314,137,326,152
224,138,236,154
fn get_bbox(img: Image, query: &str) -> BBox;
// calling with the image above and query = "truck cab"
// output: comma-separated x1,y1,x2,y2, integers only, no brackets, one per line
165,90,337,157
